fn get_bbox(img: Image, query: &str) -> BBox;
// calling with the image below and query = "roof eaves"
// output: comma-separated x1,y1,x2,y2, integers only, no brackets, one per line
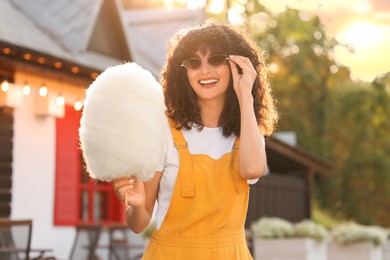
0,40,100,81
266,136,332,175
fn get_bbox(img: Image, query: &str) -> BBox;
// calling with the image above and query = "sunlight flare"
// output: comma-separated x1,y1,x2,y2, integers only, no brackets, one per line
337,21,384,51
208,0,225,14
228,5,245,25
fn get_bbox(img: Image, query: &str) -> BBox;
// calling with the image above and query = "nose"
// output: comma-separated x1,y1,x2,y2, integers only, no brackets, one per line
199,60,213,73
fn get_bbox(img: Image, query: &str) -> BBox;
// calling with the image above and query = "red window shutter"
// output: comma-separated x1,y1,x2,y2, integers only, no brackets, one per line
54,105,81,225
109,194,126,222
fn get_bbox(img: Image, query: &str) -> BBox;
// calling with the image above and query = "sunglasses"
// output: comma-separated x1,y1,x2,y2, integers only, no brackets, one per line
181,54,229,70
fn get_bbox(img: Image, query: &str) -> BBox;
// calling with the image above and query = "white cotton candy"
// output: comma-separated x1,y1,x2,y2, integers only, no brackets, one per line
79,62,169,181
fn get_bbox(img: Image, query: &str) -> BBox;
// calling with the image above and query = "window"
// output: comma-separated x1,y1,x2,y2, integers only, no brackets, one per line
54,105,124,225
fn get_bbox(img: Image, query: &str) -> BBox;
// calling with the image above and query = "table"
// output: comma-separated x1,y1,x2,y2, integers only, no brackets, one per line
0,246,53,259
74,223,146,260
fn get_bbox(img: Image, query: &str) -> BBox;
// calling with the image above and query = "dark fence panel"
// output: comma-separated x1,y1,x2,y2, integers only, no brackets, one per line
0,107,13,218
246,172,308,228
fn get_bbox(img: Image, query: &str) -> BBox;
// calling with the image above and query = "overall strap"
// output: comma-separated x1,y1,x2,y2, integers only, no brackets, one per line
232,137,249,193
168,119,194,197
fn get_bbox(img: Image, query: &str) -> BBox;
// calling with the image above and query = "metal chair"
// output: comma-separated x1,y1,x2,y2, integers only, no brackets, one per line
108,223,144,260
69,223,103,260
0,219,32,260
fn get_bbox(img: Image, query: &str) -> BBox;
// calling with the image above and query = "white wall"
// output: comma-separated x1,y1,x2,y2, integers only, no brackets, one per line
11,93,75,258
10,73,85,259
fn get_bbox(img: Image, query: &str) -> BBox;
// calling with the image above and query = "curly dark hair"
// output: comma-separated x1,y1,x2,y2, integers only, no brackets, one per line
161,22,278,137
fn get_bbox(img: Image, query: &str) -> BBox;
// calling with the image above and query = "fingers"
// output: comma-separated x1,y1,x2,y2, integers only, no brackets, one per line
228,55,257,94
112,176,136,202
228,55,257,76
113,176,136,188
228,57,240,78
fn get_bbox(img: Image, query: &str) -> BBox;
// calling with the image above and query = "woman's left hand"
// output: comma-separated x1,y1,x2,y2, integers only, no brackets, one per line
228,55,257,101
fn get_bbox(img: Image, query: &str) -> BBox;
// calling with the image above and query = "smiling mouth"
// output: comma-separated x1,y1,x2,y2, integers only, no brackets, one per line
199,79,219,85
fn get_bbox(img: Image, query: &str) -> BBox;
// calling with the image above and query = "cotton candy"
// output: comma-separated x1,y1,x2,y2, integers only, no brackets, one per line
79,62,169,181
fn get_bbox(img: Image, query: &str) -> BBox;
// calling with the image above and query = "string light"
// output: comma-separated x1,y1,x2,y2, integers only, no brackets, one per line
74,99,83,111
56,94,65,106
39,85,48,97
54,62,62,69
2,48,11,55
71,66,79,74
23,53,32,60
0,71,86,115
22,82,31,95
37,57,45,64
1,80,9,92
0,51,92,116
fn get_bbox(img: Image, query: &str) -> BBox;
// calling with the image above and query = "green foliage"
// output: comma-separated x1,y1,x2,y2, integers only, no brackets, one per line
320,78,390,226
294,220,329,241
251,217,328,241
331,222,389,246
205,1,390,227
251,217,294,239
312,199,344,229
250,8,348,157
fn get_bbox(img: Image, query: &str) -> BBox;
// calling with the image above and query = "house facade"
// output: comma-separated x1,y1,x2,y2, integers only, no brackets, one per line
0,0,204,258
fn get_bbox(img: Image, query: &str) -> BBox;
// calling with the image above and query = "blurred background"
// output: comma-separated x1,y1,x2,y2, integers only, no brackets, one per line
148,0,390,228
0,0,389,259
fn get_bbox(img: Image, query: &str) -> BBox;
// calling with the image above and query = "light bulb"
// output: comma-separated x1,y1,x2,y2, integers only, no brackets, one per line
22,83,31,95
39,86,48,97
74,100,83,111
1,80,9,92
56,95,65,106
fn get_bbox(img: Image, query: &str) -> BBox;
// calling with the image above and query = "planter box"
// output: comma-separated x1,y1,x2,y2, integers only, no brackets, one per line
328,241,383,260
383,239,390,260
253,238,327,260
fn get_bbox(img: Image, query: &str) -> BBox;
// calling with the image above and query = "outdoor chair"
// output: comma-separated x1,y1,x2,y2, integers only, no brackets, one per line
0,219,32,260
108,223,144,260
69,223,103,260
0,219,54,260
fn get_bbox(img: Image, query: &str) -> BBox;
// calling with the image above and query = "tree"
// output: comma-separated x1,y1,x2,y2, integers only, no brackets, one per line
205,0,390,226
321,76,390,225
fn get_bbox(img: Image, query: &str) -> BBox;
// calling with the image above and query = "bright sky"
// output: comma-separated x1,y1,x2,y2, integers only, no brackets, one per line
258,0,390,82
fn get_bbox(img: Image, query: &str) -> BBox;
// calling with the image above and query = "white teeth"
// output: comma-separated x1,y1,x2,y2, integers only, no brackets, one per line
199,79,218,85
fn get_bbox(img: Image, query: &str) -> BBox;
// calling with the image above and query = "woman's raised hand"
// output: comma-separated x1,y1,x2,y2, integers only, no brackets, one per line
228,55,257,102
112,176,146,208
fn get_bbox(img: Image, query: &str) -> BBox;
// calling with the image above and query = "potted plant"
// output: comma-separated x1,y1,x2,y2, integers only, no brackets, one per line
251,217,328,260
328,222,388,260
383,229,390,260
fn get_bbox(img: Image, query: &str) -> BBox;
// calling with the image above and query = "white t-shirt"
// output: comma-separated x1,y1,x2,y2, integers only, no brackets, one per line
155,126,263,230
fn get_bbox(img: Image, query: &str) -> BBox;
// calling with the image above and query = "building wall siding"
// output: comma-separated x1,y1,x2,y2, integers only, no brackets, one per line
246,172,308,228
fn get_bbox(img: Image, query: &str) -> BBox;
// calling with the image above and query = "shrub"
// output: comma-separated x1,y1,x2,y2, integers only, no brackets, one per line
294,220,329,241
251,217,329,241
251,217,294,239
331,222,388,246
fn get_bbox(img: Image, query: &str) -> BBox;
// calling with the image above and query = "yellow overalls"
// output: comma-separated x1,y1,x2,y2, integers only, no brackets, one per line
142,124,253,259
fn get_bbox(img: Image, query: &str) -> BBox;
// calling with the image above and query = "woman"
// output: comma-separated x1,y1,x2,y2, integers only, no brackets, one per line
113,22,278,259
